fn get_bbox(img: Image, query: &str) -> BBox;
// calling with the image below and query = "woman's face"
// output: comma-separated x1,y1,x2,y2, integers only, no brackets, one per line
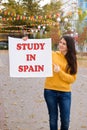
58,38,68,55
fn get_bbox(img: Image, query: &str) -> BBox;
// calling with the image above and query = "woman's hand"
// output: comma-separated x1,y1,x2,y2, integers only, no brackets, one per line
22,36,28,41
53,64,60,72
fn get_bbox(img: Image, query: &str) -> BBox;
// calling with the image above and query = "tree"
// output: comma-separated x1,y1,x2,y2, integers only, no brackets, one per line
42,1,62,19
78,27,87,44
0,0,69,41
1,0,25,25
41,1,62,45
21,0,41,16
1,0,42,26
2,0,24,14
78,8,87,21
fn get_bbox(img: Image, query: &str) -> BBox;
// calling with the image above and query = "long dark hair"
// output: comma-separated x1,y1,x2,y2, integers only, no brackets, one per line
61,35,77,74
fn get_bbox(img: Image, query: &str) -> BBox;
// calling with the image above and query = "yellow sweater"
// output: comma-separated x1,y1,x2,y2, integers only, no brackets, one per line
44,51,77,92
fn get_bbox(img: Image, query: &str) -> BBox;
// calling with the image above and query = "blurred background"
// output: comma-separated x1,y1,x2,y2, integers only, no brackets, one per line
0,0,87,52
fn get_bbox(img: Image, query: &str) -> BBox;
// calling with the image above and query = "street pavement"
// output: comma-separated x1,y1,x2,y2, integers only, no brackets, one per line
0,50,87,130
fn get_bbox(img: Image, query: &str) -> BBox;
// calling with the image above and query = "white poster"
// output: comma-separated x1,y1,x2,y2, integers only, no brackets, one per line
9,37,52,77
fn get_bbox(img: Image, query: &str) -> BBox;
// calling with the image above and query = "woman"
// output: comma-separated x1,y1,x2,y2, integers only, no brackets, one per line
44,35,77,130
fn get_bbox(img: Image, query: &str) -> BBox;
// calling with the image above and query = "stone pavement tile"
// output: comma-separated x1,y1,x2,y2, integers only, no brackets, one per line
0,50,87,130
0,98,9,130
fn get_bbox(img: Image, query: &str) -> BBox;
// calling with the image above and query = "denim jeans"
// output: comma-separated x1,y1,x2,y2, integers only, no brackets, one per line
44,89,71,130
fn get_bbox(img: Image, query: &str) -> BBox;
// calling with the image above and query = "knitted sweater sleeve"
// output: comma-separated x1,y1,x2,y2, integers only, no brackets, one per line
58,69,77,84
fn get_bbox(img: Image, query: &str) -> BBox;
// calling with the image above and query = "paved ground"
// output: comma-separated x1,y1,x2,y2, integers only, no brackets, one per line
0,50,87,130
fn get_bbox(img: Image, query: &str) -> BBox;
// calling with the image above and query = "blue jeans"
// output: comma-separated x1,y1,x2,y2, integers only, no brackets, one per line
44,89,71,130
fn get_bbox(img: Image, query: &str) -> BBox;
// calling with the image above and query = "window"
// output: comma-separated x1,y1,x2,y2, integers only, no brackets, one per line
85,2,87,8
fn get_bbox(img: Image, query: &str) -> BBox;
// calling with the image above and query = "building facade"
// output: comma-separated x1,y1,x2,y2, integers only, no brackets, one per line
78,0,87,11
78,0,87,52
